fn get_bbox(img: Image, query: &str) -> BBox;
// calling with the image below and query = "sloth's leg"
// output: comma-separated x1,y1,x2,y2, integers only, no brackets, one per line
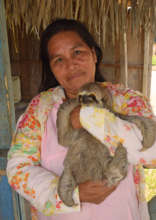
58,167,77,207
140,117,156,150
105,144,128,186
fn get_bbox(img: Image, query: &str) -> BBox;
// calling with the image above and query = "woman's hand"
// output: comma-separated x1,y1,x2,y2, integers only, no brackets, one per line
79,180,117,204
70,106,82,129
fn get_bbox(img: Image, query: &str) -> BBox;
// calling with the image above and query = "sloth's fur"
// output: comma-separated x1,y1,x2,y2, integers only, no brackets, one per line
56,82,156,207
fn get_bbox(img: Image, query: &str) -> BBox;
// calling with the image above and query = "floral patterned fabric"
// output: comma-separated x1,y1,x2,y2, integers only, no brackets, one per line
6,82,156,219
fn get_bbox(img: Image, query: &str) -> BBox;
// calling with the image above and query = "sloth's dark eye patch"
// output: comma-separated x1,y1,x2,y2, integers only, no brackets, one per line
79,94,98,104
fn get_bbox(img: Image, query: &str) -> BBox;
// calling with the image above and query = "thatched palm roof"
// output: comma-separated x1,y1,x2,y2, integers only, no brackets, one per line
5,0,156,47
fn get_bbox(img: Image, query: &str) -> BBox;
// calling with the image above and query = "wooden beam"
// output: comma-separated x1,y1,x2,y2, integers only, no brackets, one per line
100,63,143,69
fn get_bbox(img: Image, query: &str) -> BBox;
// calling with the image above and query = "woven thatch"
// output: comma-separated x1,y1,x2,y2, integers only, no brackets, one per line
4,0,156,48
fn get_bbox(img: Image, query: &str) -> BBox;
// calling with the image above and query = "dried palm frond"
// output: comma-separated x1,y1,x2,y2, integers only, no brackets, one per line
4,0,156,51
74,0,80,20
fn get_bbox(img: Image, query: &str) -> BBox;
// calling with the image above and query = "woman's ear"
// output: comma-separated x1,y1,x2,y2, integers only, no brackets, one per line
91,48,97,63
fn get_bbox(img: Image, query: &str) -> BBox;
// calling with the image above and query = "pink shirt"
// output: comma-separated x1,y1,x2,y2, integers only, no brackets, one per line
37,103,141,220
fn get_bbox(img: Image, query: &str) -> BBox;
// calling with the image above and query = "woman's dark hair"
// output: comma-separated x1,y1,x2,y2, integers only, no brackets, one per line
39,18,104,91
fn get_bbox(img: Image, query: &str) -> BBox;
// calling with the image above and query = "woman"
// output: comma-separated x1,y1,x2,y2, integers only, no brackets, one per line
7,19,154,220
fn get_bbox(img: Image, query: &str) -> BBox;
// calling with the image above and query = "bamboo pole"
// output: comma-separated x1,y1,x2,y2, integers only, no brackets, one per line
123,31,128,87
120,30,128,87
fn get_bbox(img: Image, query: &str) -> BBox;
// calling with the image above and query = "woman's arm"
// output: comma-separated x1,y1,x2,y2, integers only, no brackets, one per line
7,94,80,216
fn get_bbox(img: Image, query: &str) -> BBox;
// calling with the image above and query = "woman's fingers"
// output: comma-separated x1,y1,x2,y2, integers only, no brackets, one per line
79,180,117,204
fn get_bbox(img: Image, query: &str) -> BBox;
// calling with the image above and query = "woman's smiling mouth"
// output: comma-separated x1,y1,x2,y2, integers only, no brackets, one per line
67,72,84,81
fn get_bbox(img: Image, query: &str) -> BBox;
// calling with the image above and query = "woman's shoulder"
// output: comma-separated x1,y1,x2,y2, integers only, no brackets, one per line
39,88,56,107
23,86,65,133
26,88,54,117
100,81,147,99
100,81,141,94
99,81,153,116
25,86,64,120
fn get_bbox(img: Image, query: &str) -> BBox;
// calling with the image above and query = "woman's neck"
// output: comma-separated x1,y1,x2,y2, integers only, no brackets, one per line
64,89,78,99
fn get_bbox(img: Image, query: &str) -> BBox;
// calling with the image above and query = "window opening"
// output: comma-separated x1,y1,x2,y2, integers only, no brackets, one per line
150,40,156,115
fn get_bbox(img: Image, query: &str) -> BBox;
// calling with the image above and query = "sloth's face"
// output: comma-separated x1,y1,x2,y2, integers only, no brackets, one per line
48,31,97,99
78,82,103,106
78,93,99,105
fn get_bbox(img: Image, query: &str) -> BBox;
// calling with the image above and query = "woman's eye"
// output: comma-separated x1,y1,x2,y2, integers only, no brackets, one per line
74,50,81,55
55,57,63,64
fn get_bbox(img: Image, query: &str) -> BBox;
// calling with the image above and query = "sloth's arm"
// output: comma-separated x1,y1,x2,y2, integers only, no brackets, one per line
56,99,80,147
70,105,82,129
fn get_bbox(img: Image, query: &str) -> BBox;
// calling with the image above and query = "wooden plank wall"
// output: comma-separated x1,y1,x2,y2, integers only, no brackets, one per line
8,30,42,102
99,27,153,96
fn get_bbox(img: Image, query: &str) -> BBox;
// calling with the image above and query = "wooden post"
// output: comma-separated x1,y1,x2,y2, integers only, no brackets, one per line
142,29,153,98
142,30,150,97
0,0,16,218
0,0,25,219
0,1,15,146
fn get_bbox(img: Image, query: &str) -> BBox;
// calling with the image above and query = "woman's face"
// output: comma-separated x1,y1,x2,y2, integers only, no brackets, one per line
48,31,97,98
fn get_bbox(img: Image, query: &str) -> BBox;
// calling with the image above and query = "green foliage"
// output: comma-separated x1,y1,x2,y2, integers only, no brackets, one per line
152,56,156,65
145,169,156,201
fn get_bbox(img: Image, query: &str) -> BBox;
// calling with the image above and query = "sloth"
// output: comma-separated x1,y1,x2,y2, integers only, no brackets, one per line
56,82,156,207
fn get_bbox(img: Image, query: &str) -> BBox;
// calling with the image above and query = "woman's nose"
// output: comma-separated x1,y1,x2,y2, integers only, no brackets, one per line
66,57,77,70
